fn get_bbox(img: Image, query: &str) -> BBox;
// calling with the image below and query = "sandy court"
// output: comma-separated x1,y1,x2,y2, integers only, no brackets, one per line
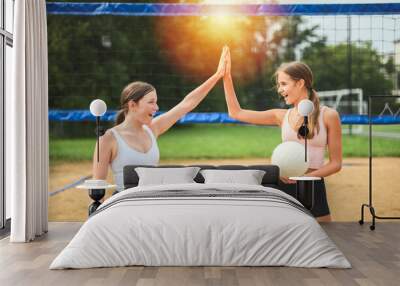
49,158,400,222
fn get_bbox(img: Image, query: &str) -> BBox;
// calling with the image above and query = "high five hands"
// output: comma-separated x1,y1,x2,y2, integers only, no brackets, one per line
216,45,231,79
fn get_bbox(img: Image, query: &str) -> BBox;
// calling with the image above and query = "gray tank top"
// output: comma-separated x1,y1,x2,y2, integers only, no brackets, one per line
110,125,160,191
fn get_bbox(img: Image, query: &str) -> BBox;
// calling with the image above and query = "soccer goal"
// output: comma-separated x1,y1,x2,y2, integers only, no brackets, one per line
318,88,366,134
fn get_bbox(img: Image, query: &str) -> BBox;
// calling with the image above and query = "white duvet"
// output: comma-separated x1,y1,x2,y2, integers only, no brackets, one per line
50,183,351,269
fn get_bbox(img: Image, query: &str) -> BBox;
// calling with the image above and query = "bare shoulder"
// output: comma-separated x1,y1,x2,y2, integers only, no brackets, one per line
100,128,117,146
323,106,340,118
273,108,288,126
322,106,341,126
148,121,159,138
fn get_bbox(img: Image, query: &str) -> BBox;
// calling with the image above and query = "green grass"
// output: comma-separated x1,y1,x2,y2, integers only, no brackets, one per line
369,125,400,133
50,124,400,162
344,124,400,133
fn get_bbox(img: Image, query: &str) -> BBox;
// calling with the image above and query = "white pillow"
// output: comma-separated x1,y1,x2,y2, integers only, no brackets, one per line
135,167,201,186
200,169,266,185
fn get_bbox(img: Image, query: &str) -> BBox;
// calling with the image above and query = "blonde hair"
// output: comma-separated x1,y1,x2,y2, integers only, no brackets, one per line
115,81,155,125
275,61,320,139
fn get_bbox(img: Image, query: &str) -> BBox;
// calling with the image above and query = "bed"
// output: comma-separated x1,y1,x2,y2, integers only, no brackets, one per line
50,164,351,269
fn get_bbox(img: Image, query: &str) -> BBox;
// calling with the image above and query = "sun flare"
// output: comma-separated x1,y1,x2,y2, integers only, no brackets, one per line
154,0,269,82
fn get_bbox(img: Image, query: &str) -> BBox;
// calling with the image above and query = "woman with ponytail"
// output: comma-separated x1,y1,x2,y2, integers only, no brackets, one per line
92,47,228,192
222,47,342,222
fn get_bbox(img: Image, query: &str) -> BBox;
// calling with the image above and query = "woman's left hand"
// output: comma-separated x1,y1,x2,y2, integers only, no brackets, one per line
216,46,228,78
224,46,231,78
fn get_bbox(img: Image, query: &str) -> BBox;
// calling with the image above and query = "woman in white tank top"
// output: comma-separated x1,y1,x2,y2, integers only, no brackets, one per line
92,47,229,192
222,46,342,222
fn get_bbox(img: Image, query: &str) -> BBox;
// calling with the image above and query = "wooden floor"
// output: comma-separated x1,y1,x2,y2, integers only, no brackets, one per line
0,222,399,286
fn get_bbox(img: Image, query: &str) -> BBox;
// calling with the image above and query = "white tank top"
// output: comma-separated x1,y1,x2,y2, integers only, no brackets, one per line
110,125,160,191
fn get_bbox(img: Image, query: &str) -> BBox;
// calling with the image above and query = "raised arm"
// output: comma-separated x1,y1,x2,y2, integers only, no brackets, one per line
223,47,284,126
149,47,228,137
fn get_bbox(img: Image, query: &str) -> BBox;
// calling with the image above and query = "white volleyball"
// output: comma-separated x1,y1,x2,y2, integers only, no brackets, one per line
271,141,309,177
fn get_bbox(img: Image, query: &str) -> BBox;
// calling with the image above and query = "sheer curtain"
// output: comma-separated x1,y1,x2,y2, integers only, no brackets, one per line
7,0,48,242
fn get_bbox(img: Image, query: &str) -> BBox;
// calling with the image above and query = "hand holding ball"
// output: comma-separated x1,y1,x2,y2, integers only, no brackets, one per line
271,141,309,177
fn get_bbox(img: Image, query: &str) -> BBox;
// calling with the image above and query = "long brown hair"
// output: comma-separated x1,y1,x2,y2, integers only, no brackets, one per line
275,61,320,139
115,81,155,125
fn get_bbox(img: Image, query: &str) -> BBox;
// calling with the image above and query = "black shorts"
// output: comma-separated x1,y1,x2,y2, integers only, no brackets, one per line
276,179,330,218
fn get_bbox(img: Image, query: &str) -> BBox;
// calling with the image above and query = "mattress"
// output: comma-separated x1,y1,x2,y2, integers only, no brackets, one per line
50,183,351,269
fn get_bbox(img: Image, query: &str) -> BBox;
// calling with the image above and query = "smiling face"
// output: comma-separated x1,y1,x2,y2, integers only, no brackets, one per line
276,71,305,105
129,91,159,125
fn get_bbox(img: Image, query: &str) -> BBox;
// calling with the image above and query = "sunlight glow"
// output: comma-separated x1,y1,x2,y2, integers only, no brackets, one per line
154,0,272,82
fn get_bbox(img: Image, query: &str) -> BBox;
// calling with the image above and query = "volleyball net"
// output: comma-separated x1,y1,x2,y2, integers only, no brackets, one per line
46,2,400,133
